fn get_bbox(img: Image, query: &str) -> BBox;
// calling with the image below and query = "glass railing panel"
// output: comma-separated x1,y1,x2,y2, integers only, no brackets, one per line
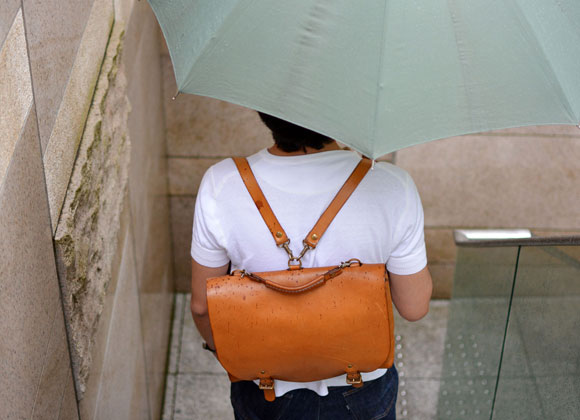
492,246,580,420
436,247,519,420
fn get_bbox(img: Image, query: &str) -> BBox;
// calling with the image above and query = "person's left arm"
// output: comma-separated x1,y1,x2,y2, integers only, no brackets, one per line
190,258,229,350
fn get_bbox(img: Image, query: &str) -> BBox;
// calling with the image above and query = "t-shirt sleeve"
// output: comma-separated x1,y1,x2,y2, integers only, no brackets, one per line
386,173,427,275
190,168,230,267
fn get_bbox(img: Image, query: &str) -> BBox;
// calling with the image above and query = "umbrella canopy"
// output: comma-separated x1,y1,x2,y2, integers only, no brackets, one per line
149,0,580,159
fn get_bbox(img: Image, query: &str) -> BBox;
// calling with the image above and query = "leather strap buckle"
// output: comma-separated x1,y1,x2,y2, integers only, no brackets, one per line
259,378,274,390
346,372,363,385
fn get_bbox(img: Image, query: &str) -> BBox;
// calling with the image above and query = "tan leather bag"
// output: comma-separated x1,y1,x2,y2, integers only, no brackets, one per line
206,157,395,401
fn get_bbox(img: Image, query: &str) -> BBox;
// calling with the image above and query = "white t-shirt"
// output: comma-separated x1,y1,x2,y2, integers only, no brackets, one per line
191,148,427,397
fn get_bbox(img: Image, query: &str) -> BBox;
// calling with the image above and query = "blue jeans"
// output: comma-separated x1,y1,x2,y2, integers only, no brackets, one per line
230,367,398,420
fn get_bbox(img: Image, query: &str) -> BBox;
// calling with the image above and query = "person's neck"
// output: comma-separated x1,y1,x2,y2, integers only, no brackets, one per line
267,141,341,156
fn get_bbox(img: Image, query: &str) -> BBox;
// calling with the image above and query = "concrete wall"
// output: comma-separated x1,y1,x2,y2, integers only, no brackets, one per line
0,1,173,419
161,55,580,296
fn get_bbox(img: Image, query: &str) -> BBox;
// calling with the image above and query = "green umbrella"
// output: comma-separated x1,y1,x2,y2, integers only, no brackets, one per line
149,0,580,159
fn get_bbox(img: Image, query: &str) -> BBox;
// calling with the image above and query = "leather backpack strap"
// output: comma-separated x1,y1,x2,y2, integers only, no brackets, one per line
233,157,289,246
233,156,372,249
304,158,372,248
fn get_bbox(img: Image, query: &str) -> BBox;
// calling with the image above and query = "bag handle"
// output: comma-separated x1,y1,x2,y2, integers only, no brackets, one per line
235,259,361,294
233,156,372,256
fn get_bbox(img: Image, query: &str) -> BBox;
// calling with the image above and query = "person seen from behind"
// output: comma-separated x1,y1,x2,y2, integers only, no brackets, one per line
190,112,433,419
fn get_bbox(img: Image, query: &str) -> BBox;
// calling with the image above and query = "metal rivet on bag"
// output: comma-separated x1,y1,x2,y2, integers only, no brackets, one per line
311,234,318,240
347,364,353,368
276,232,283,238
261,370,265,374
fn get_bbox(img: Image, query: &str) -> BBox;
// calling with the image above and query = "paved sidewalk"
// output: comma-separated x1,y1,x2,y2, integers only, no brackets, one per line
163,294,448,420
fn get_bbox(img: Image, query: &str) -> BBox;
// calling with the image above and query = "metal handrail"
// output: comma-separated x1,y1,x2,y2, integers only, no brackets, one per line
454,229,580,247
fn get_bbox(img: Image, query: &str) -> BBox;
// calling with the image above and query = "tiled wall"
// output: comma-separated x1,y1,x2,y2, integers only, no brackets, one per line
0,1,173,419
161,51,580,295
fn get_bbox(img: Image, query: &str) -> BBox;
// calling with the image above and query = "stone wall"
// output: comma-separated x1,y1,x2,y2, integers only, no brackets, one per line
161,55,580,296
0,1,173,419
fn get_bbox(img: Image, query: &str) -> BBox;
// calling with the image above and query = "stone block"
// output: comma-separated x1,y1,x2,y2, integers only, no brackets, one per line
43,0,114,231
140,261,174,418
511,297,580,376
22,0,94,149
531,229,580,238
170,196,196,292
173,374,234,420
168,158,221,195
535,376,580,419
492,378,542,420
53,23,131,398
377,152,396,162
179,312,224,375
0,0,20,46
162,56,273,157
396,378,440,420
58,366,80,420
90,230,150,420
429,263,455,299
168,294,186,375
394,301,449,379
114,0,137,25
484,124,580,137
159,22,170,57
122,0,157,88
0,8,33,185
126,127,174,413
124,6,168,286
0,106,71,419
30,307,77,419
425,228,456,263
397,134,580,230
77,200,131,418
162,374,176,420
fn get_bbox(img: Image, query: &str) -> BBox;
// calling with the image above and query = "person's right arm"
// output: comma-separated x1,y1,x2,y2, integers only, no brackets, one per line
389,266,433,321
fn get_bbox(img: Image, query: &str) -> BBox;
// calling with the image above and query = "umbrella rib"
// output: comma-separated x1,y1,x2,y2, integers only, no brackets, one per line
182,0,254,92
370,0,391,159
508,0,577,123
445,0,477,132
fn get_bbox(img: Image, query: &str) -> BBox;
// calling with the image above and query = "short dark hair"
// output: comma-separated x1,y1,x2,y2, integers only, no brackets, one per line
258,112,333,153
